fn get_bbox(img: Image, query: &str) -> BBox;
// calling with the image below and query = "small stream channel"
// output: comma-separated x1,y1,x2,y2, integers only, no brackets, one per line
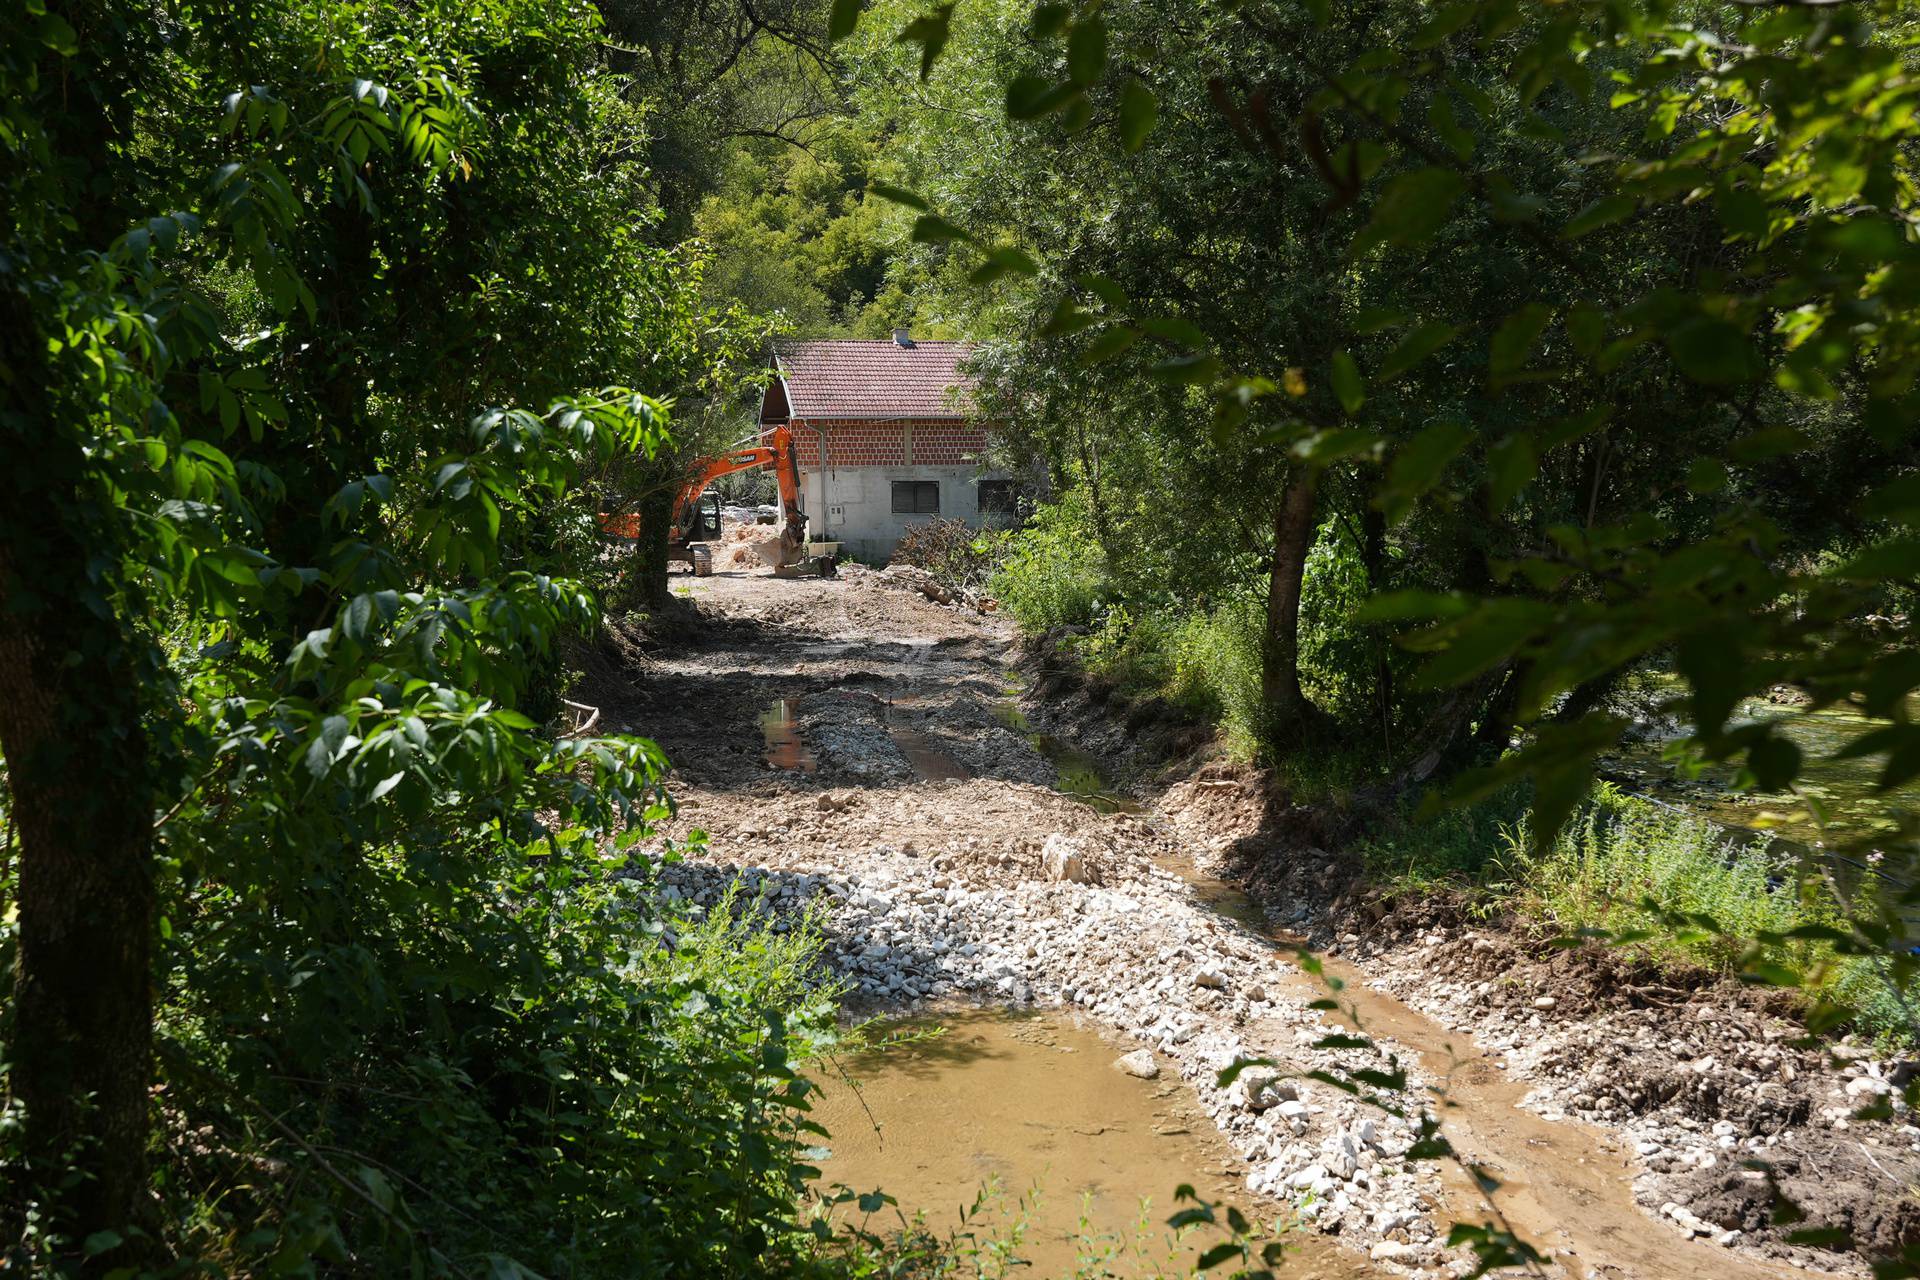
1606,680,1920,887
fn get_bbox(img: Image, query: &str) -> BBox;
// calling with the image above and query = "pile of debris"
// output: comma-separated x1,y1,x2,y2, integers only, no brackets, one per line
712,519,784,569
847,561,998,612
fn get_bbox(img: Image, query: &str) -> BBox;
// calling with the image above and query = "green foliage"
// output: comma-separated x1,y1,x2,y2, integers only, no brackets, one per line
693,129,902,335
0,0,849,1272
986,496,1107,632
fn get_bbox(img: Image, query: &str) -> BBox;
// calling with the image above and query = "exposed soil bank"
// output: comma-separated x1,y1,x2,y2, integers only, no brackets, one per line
585,564,1887,1278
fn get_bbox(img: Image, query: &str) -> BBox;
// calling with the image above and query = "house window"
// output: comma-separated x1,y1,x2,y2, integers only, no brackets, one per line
977,479,1015,514
891,480,941,514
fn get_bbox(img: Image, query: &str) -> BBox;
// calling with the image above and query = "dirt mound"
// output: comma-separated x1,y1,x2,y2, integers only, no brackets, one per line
713,518,782,569
1673,1138,1920,1257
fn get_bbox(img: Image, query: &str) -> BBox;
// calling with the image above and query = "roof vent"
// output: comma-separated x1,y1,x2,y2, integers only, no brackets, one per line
892,327,915,348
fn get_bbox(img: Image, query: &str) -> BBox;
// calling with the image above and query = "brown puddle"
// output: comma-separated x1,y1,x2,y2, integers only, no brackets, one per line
760,698,816,772
889,727,973,782
807,1008,1361,1278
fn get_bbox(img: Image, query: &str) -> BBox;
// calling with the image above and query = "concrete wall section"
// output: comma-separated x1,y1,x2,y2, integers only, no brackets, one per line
805,464,1011,561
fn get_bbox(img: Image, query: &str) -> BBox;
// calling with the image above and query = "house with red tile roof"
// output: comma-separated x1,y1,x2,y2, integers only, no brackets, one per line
759,331,1011,560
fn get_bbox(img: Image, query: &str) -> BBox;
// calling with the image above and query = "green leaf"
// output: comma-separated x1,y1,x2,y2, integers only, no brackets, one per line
829,0,861,41
1137,315,1209,349
1007,75,1081,120
1119,80,1157,151
896,3,956,82
1040,296,1098,338
82,1231,123,1258
1147,354,1221,384
1379,421,1472,523
1079,326,1140,366
1067,16,1107,85
969,246,1038,284
1289,428,1380,466
867,182,928,211
1489,304,1554,383
1565,195,1636,238
1375,321,1460,383
1353,167,1466,255
1665,317,1761,385
1331,352,1365,414
1195,1243,1243,1270
910,214,973,245
1486,433,1537,511
1029,2,1071,38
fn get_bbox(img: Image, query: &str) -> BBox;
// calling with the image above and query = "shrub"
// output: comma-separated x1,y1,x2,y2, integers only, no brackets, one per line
988,497,1107,631
132,852,848,1278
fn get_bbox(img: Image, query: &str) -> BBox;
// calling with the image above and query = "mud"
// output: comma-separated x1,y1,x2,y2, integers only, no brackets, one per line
583,563,1884,1278
810,1007,1362,1278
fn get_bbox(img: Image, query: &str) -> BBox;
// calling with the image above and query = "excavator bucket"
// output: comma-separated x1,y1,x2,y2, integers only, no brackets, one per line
750,523,808,569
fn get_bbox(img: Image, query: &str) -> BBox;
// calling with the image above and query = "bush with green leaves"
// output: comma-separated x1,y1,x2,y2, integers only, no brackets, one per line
987,494,1108,632
0,2,848,1274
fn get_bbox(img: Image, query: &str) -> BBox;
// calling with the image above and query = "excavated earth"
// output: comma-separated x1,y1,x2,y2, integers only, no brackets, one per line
579,562,1907,1279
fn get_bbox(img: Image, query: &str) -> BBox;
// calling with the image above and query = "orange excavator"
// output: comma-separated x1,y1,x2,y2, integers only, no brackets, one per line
597,423,813,570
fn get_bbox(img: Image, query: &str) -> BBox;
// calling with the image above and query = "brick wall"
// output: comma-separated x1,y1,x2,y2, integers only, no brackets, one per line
780,418,990,467
909,421,989,464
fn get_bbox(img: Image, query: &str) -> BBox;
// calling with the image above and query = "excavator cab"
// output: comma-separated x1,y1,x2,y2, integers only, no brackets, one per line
686,491,722,542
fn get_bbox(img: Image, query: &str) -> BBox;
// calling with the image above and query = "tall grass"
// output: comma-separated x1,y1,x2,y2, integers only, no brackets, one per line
1504,787,1826,966
1360,785,1912,1042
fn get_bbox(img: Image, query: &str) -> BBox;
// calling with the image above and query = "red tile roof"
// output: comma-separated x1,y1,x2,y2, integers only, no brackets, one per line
771,339,976,420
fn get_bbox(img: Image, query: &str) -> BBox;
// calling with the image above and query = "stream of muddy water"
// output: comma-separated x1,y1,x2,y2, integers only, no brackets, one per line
807,694,1821,1279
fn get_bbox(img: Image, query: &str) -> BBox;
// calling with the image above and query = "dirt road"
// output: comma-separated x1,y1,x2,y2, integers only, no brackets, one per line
586,564,1881,1279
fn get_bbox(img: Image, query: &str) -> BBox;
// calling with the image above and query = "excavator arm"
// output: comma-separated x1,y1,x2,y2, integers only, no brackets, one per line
669,425,808,561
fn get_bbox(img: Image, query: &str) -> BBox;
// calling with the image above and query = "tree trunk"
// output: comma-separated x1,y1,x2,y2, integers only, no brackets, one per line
628,483,676,612
0,290,155,1258
1261,466,1321,738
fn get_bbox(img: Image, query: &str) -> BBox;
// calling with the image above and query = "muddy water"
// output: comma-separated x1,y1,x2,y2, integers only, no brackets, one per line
808,1008,1361,1278
890,728,973,781
875,691,977,782
760,698,817,772
994,701,1141,813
